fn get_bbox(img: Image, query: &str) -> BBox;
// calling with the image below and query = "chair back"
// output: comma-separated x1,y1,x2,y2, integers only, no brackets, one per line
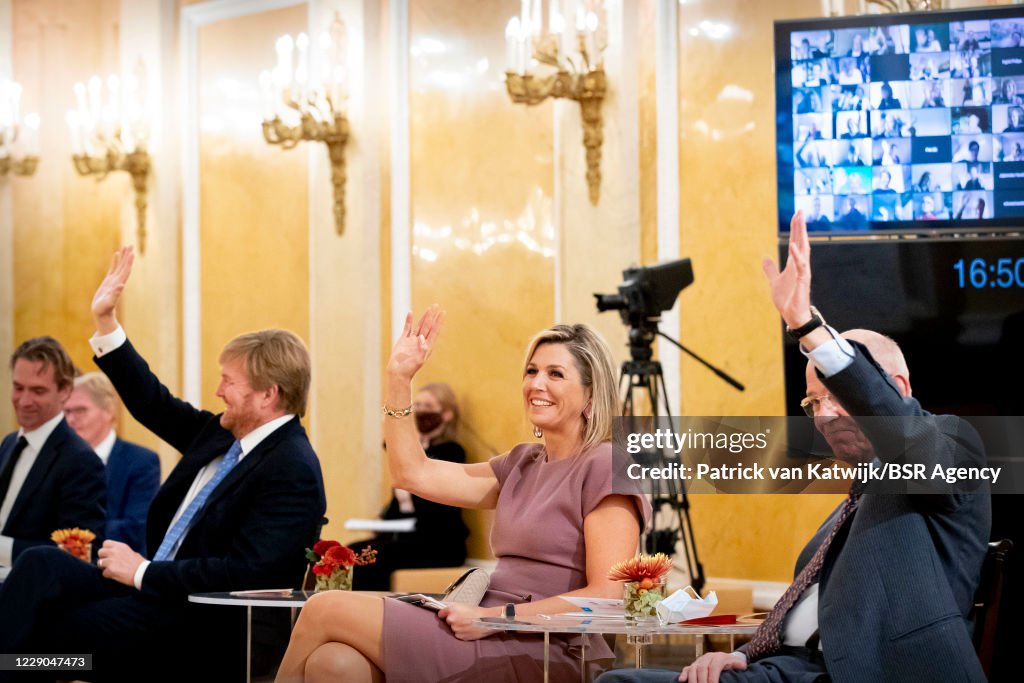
973,538,1013,677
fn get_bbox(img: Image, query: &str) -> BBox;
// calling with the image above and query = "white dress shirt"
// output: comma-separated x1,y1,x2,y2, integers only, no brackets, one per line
93,429,117,466
0,411,67,566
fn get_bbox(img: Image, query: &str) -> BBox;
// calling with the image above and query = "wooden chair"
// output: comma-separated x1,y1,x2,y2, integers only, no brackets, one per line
972,538,1013,678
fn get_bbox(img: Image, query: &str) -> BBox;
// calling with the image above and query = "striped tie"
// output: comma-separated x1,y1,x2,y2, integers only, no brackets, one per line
152,441,242,561
745,487,863,661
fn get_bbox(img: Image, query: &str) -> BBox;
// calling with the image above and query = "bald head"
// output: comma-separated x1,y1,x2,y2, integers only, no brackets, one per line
801,329,911,464
840,329,910,391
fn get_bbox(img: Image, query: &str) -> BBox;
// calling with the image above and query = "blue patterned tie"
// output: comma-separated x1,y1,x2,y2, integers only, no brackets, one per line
152,440,242,561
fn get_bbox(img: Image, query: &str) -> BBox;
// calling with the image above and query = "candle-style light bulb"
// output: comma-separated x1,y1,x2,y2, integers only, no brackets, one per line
11,81,22,126
506,17,520,73
276,34,295,98
66,110,83,154
23,112,39,155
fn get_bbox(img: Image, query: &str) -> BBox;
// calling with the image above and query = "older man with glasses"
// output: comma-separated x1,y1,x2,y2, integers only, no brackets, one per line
598,212,991,683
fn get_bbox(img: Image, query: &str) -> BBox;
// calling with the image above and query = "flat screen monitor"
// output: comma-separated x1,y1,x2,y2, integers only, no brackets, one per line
780,238,1024,417
776,6,1024,235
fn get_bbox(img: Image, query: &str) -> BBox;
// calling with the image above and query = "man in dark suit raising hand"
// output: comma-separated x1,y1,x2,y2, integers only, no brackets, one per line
0,246,327,682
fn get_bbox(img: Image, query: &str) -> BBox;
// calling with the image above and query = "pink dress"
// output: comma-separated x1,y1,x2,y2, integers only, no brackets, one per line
381,442,652,682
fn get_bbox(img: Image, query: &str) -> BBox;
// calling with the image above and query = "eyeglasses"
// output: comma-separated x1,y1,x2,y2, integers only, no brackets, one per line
799,393,838,417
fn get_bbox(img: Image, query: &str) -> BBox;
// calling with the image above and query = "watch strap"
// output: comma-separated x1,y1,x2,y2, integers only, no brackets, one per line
786,306,825,341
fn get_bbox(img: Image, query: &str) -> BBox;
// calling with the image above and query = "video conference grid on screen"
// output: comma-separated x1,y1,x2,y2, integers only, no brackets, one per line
781,15,1024,232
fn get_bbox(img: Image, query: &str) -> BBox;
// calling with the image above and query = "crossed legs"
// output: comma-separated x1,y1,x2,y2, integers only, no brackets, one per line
275,590,385,682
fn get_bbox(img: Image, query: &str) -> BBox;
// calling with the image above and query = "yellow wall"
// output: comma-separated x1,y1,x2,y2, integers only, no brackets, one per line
408,0,557,559
9,0,183,476
675,0,844,582
10,0,123,379
196,6,310,409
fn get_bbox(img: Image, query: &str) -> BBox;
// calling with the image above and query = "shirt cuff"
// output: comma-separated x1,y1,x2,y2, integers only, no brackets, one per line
90,325,128,357
0,535,13,566
802,327,856,378
133,559,150,590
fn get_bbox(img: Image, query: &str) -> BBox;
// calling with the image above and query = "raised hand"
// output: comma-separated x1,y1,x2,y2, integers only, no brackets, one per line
762,211,812,330
386,305,445,382
92,246,135,334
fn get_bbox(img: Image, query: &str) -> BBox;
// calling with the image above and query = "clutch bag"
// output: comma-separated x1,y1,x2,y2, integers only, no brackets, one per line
442,567,490,606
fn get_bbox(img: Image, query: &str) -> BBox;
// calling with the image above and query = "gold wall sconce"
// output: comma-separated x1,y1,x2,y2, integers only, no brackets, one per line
66,72,151,253
261,15,350,235
505,0,607,205
0,80,40,177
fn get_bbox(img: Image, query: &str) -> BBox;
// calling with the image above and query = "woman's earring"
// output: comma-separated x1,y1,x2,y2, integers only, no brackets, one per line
533,426,543,438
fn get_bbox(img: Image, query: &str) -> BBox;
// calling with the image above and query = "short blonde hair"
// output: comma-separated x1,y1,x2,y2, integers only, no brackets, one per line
219,330,311,417
523,324,619,455
74,372,120,416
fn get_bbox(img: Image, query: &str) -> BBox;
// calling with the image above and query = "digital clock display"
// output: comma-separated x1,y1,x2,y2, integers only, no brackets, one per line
954,257,1024,288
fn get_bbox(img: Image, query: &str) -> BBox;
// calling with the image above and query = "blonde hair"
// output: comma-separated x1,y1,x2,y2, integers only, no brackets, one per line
419,382,460,443
219,330,311,416
523,324,619,455
73,372,120,416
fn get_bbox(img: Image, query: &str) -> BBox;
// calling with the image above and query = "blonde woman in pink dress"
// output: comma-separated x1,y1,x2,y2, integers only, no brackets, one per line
276,308,652,682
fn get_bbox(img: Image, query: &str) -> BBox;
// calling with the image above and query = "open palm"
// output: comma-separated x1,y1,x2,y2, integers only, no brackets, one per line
762,211,812,328
92,246,134,330
386,305,445,381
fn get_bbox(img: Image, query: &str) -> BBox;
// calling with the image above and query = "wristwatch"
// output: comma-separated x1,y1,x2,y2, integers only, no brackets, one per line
786,306,825,341
503,603,516,620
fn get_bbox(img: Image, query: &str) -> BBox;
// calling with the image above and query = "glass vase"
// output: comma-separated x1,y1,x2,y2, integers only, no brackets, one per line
623,580,665,620
314,565,354,592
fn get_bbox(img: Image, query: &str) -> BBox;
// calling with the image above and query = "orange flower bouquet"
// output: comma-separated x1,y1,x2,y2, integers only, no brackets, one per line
305,540,377,592
51,528,96,562
608,553,672,619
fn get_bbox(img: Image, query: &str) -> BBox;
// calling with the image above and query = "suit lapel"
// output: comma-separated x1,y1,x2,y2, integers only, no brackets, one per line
148,433,232,533
0,434,17,474
106,438,125,485
6,419,68,526
198,417,299,513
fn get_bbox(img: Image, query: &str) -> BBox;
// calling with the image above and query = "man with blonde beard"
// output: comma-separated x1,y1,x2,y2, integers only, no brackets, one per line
0,247,326,683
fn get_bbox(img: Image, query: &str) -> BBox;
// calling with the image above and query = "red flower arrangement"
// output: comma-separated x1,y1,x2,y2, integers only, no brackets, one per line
305,540,376,590
51,527,96,562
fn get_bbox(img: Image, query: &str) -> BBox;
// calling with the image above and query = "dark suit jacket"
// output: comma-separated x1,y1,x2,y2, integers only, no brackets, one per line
766,343,990,683
105,438,160,554
95,340,326,600
0,419,106,562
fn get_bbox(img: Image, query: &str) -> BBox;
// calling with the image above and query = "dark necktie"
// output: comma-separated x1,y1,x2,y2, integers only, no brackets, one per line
745,487,863,661
0,436,30,504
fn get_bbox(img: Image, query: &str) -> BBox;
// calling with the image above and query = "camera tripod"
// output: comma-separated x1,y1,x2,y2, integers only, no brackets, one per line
619,331,745,595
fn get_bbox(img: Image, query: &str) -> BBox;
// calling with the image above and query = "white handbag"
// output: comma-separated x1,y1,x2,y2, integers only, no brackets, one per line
442,567,490,605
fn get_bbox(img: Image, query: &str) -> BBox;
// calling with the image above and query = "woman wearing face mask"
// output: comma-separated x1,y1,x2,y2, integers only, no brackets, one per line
349,382,469,590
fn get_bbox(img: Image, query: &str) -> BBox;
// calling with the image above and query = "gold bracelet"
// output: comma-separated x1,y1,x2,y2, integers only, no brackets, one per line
382,403,414,419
